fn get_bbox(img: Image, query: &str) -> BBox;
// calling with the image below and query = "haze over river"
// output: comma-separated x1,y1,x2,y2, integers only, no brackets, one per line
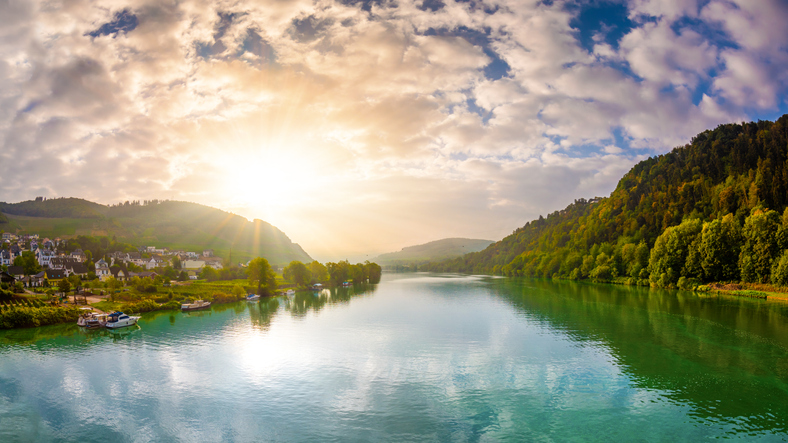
1,274,787,441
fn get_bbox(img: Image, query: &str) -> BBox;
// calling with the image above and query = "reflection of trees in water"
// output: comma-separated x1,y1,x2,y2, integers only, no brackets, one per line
494,278,788,434
0,323,82,347
249,299,280,331
286,284,378,318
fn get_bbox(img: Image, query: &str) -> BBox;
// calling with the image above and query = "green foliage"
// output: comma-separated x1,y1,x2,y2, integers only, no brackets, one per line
283,261,311,288
199,267,219,282
308,261,328,284
13,251,42,275
0,199,312,265
0,306,81,329
648,219,702,287
700,214,742,281
739,208,782,283
248,257,277,295
58,279,71,295
423,115,788,289
326,261,350,286
770,251,788,287
365,262,382,284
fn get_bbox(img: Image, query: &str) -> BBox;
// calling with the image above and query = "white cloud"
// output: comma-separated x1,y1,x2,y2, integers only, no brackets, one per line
0,0,784,259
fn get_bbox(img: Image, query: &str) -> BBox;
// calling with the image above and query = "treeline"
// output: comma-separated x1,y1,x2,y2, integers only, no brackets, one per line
283,260,382,288
424,114,788,289
0,197,106,219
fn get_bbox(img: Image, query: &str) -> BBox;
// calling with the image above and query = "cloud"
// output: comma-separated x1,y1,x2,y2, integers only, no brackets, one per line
0,0,785,259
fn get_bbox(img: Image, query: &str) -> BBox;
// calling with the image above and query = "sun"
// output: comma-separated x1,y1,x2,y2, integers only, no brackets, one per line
215,142,324,219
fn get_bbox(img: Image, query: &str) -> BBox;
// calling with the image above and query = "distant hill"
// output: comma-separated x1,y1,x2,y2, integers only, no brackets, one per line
0,198,311,265
373,238,495,264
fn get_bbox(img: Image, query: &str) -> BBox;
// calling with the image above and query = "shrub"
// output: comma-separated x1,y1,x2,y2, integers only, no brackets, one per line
211,292,237,304
0,306,81,329
162,300,182,310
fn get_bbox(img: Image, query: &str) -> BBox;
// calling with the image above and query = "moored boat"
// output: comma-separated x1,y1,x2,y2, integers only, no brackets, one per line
77,311,108,329
285,289,295,296
182,300,211,311
105,311,140,329
246,294,260,301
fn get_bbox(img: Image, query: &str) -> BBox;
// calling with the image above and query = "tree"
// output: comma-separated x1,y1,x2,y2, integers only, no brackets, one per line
700,214,742,281
739,208,781,283
172,255,181,270
365,262,382,284
67,274,82,290
200,266,219,282
13,250,42,275
326,260,350,287
648,219,702,287
283,261,311,288
178,271,189,281
771,251,788,286
308,261,328,284
58,278,71,295
248,257,276,295
105,277,122,292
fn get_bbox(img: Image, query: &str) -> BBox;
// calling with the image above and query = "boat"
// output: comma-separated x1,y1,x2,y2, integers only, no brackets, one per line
181,300,211,311
311,284,323,291
246,294,260,301
105,311,140,329
285,289,295,296
341,281,352,287
77,312,108,329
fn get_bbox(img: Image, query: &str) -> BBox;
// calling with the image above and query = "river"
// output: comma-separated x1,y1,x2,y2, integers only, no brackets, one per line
0,273,787,441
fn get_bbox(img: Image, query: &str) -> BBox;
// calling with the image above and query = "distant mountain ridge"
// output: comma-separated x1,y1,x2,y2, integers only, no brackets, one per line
373,238,495,264
0,198,311,265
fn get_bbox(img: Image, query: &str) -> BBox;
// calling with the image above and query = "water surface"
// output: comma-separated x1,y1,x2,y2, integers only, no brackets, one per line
0,274,787,441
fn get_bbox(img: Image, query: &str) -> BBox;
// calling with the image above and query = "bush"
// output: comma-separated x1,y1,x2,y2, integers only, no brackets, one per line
0,306,81,329
162,300,182,310
211,292,237,304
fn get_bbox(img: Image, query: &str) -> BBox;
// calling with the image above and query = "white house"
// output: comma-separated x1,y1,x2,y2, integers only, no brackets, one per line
36,249,55,267
95,259,111,281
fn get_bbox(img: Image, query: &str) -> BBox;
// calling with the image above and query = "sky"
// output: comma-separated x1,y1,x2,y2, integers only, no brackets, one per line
1,0,787,262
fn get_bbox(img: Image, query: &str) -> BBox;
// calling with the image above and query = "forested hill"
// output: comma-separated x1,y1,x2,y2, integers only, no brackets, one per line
424,114,788,288
0,199,311,265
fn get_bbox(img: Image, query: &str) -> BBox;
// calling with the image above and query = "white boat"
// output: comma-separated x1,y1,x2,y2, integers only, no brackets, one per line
246,294,260,301
105,311,140,329
285,289,295,296
181,300,211,311
77,312,108,329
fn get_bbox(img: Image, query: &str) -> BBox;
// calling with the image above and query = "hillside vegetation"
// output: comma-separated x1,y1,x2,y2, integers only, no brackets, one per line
0,199,311,265
424,114,788,289
373,238,494,265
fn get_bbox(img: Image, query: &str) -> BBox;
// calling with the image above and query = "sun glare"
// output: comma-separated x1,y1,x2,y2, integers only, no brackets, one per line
216,142,325,222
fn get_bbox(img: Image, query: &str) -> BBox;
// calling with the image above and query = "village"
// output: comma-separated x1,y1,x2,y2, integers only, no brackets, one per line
0,231,228,292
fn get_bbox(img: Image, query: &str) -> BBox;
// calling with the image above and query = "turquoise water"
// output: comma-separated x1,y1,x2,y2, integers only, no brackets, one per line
0,273,787,441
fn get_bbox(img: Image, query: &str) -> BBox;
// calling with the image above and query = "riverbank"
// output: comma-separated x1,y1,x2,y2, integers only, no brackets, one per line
697,282,788,301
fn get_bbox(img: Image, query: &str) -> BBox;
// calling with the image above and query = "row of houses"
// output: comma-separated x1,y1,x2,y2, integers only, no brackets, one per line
2,232,224,284
1,264,161,288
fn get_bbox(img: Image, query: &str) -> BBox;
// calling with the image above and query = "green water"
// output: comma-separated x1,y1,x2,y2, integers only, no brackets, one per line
0,273,786,441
